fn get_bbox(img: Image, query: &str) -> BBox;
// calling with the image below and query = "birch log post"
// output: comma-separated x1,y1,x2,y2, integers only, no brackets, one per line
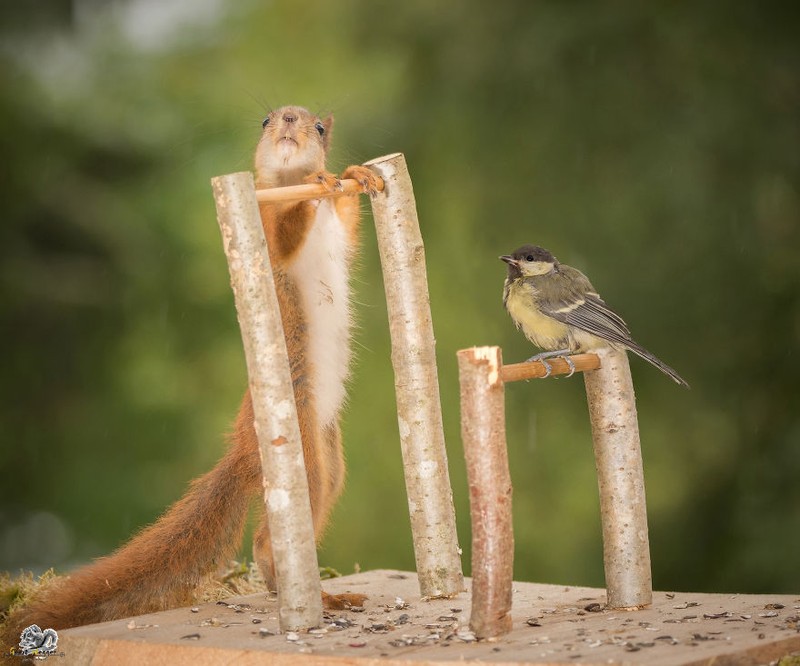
211,171,323,631
364,153,464,599
583,347,653,609
457,347,514,639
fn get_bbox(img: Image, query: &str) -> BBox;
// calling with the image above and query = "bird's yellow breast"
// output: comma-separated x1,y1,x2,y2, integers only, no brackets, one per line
504,281,570,351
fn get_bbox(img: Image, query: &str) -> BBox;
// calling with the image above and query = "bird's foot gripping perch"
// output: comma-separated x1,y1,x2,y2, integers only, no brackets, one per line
525,349,576,378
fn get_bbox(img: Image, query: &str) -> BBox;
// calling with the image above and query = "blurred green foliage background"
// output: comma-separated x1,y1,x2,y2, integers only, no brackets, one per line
1,1,798,595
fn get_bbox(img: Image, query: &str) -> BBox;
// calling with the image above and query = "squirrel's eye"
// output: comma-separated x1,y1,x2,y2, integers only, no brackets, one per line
315,122,325,136
525,255,534,262
261,117,270,128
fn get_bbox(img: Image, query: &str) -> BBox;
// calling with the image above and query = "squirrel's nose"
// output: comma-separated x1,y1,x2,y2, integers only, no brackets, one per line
283,112,297,123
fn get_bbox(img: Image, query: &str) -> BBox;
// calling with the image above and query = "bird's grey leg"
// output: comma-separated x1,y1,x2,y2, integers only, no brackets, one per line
526,349,572,379
526,349,572,362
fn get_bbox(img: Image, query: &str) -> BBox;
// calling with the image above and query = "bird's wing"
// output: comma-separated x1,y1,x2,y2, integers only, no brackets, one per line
536,267,634,346
533,267,689,387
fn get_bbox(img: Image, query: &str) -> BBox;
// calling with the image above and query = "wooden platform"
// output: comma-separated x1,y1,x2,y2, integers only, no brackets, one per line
59,570,800,665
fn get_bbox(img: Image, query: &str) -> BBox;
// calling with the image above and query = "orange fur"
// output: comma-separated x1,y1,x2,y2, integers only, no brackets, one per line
1,106,380,651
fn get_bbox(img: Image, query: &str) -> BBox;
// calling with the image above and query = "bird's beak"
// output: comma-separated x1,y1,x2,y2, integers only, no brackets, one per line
499,255,517,266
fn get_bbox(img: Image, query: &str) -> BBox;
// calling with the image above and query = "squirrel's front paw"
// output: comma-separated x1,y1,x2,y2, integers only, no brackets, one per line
304,170,343,192
321,590,368,610
341,165,382,197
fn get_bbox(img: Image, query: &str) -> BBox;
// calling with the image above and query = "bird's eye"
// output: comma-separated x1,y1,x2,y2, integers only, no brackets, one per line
262,116,270,128
315,122,325,136
525,254,534,262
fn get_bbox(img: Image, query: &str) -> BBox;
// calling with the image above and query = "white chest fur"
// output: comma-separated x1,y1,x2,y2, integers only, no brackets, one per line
286,199,352,427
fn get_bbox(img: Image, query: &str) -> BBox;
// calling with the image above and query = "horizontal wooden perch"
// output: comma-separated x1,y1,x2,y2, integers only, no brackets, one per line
255,177,385,204
500,353,600,383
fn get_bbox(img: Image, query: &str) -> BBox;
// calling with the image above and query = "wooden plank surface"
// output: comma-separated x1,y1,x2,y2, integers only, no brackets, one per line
59,569,800,665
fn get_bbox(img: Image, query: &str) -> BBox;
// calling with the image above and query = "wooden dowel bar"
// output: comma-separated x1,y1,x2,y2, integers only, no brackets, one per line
500,353,600,383
457,346,514,639
364,152,464,599
211,171,322,631
583,348,652,609
255,177,385,204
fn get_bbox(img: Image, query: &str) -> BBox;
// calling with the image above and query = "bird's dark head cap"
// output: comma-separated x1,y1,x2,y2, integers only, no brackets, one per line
500,245,558,278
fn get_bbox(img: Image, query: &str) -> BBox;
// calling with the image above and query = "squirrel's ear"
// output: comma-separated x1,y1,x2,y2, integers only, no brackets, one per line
322,114,334,150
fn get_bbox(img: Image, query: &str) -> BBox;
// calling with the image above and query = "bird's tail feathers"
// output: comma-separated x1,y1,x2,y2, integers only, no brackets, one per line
627,343,690,388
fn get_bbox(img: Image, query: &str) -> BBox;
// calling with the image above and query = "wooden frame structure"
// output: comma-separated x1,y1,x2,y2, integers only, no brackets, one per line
211,153,653,638
210,153,463,631
458,345,653,638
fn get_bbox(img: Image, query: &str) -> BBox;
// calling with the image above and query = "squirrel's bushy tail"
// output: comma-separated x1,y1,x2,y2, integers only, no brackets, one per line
1,398,261,651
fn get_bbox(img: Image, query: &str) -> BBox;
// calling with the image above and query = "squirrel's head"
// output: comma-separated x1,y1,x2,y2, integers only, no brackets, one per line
255,106,333,186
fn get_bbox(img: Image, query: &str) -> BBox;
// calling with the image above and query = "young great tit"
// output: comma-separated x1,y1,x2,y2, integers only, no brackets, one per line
500,244,689,387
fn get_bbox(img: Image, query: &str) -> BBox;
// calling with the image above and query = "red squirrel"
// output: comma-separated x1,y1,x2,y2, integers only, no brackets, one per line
1,106,381,646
